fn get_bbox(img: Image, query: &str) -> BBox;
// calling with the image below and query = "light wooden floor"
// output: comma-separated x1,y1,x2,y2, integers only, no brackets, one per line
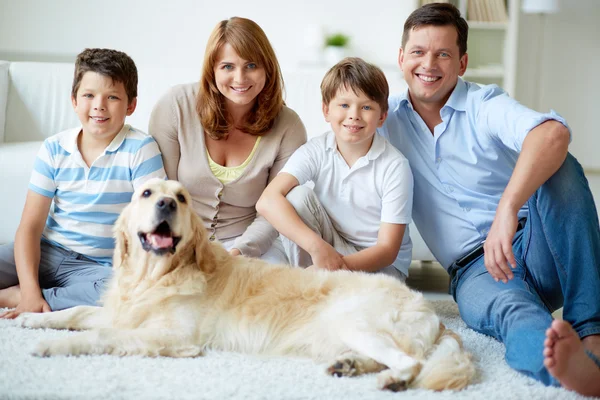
407,173,600,313
406,261,452,301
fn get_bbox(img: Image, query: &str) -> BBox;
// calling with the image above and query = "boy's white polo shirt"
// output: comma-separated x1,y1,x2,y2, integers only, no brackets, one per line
280,131,414,275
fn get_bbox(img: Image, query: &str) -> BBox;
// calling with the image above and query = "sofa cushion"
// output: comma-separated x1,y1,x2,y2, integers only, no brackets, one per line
0,61,9,142
5,62,79,143
0,141,42,244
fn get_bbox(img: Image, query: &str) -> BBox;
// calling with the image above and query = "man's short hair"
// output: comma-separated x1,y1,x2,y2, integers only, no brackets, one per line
402,3,469,56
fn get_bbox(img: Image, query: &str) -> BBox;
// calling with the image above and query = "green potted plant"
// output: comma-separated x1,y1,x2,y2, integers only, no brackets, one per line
323,33,350,66
325,33,350,48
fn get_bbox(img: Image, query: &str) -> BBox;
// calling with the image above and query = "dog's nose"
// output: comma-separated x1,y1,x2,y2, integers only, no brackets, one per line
156,197,177,213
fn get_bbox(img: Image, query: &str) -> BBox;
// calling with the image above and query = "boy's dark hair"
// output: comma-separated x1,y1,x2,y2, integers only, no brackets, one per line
71,48,138,103
321,57,389,114
402,3,469,56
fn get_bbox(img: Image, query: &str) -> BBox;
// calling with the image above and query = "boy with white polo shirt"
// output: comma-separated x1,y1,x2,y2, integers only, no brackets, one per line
0,48,166,318
257,57,413,280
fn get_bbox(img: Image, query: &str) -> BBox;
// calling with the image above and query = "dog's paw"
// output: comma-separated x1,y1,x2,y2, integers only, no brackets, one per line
32,338,83,357
381,379,408,392
18,312,50,329
327,358,358,377
33,340,64,357
161,345,204,358
377,368,420,392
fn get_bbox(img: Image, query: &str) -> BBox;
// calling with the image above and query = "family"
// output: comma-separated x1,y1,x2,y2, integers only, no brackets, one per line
0,2,599,396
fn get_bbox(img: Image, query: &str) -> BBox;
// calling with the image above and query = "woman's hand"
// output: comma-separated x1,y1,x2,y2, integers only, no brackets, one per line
229,248,242,257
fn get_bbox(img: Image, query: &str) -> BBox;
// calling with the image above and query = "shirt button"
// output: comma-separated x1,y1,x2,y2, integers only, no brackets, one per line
447,186,454,193
465,207,471,212
209,235,216,241
436,157,442,163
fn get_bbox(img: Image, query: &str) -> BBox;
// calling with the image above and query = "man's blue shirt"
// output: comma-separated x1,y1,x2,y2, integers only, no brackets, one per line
378,78,570,268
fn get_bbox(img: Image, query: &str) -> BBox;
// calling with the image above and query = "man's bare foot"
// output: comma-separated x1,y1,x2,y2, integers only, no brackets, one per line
0,285,21,309
544,319,600,396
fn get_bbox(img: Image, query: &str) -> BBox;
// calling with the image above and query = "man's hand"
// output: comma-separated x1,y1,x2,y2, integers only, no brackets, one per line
310,241,347,271
483,205,519,283
0,293,50,319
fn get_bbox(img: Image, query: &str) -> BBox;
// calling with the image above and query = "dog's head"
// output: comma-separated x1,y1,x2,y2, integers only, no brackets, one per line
113,178,214,273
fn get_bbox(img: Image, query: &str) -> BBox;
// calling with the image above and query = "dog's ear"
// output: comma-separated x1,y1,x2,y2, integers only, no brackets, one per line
192,212,216,274
112,208,130,269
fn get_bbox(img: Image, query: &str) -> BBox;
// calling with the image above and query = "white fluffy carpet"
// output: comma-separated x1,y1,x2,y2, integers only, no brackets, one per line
0,301,592,400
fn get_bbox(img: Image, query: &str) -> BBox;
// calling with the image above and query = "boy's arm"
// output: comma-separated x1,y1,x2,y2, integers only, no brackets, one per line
1,190,52,319
342,222,405,272
339,155,412,273
256,173,347,270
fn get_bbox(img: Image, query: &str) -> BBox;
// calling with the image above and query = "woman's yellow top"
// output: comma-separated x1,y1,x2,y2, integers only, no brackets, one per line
207,137,262,184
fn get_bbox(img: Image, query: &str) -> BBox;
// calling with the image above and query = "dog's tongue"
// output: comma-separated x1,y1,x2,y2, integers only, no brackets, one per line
148,234,173,249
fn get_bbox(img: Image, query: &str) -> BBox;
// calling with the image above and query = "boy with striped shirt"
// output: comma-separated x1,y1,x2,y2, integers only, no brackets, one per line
0,48,166,317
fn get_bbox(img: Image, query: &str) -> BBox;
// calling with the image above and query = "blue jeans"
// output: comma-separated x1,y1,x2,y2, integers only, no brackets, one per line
0,240,112,310
448,153,600,386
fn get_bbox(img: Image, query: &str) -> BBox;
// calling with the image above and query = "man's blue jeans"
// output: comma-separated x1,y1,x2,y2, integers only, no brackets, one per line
448,153,600,386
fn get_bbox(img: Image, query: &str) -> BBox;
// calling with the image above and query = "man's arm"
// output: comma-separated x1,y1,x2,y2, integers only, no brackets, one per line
1,190,52,319
256,173,347,270
484,120,570,282
342,223,405,273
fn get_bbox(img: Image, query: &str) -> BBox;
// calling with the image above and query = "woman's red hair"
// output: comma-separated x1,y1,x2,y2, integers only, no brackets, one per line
197,17,284,139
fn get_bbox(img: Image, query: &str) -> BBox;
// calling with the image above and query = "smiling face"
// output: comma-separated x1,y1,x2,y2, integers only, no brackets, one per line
71,71,136,145
323,86,387,149
213,43,266,115
399,25,468,112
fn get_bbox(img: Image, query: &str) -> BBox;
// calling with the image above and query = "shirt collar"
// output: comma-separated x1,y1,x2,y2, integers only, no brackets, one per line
325,130,386,161
393,87,411,113
58,124,130,154
105,124,130,152
365,131,386,160
394,77,468,112
58,126,83,154
325,130,337,151
443,77,468,112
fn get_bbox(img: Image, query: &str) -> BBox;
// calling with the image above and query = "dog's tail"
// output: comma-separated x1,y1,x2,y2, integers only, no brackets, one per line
412,323,475,391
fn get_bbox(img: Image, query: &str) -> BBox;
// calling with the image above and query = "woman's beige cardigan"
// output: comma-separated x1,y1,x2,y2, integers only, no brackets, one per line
149,83,307,257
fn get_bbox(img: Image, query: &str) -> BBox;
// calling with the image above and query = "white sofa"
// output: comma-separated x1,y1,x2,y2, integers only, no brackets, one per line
0,59,436,262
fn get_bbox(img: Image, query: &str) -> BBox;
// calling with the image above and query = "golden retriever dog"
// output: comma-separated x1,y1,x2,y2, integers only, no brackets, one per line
18,179,474,391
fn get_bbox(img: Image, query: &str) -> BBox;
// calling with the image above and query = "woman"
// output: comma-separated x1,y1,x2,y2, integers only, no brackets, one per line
149,17,307,263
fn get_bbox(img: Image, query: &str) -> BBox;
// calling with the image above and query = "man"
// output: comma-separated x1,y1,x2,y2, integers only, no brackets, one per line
378,2,600,396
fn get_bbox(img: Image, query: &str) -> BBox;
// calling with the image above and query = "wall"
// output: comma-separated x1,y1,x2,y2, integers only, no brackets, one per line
0,0,416,71
515,0,600,171
1,0,599,169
